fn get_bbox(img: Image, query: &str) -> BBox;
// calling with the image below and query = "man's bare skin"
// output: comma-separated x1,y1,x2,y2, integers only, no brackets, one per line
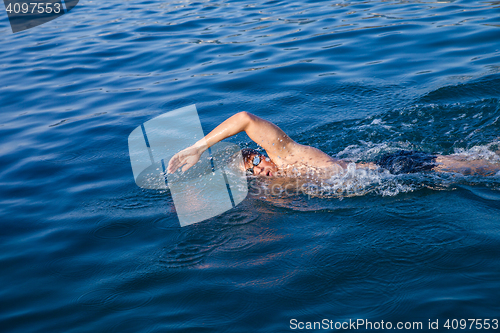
434,155,500,176
167,112,500,177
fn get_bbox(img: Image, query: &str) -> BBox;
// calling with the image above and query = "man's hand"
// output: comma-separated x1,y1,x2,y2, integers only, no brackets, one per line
167,144,205,174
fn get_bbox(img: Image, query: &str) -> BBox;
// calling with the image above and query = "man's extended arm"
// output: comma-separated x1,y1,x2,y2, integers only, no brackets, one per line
167,112,296,173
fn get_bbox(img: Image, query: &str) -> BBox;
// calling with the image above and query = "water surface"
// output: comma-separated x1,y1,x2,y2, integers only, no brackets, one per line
1,0,500,332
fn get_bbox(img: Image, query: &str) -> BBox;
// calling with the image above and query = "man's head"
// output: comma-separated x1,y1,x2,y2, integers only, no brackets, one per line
241,148,277,177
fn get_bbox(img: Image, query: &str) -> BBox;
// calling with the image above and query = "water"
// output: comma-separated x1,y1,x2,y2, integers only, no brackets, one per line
1,0,500,332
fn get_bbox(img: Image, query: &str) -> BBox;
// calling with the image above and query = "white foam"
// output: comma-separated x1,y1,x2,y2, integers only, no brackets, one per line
452,141,500,163
298,162,416,198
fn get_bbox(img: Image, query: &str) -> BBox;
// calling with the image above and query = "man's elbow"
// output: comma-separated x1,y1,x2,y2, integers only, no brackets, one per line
236,111,254,126
237,111,253,119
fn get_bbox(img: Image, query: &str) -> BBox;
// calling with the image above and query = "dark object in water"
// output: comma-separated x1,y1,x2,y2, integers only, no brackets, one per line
376,150,437,174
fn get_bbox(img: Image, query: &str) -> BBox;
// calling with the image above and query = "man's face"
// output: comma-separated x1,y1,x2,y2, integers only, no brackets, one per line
245,154,277,177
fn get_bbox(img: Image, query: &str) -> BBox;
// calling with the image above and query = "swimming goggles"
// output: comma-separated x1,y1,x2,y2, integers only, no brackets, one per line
246,155,261,175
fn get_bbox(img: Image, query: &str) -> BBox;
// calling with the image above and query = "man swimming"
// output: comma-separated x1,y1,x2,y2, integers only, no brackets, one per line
167,112,500,177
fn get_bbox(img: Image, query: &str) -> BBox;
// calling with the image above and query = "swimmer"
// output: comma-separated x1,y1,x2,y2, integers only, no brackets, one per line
167,112,500,177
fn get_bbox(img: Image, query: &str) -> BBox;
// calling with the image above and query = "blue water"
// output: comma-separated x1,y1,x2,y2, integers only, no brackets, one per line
1,0,500,332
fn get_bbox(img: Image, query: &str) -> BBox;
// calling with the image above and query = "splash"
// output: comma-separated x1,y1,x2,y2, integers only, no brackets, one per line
307,163,418,198
452,141,500,163
249,146,500,202
249,163,419,200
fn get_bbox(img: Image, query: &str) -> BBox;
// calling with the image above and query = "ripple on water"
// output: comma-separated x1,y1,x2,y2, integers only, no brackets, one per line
216,235,255,253
334,279,408,318
109,317,157,333
279,267,340,313
459,185,500,202
159,233,230,268
77,288,116,308
424,241,490,273
152,215,179,231
93,222,136,239
288,241,409,317
49,255,104,278
217,209,261,227
384,198,446,221
105,290,154,311
461,268,500,282
176,288,251,328
77,288,153,311
371,225,464,269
